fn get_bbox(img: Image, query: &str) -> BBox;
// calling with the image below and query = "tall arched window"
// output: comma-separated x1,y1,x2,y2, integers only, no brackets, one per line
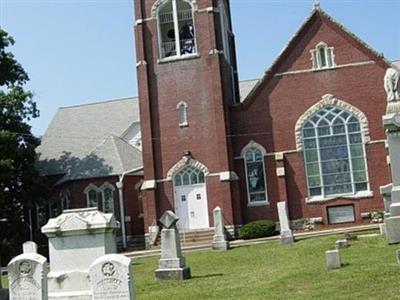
174,165,205,186
60,189,71,211
242,142,268,205
177,101,188,127
84,184,101,208
302,106,368,199
100,182,115,214
158,0,196,58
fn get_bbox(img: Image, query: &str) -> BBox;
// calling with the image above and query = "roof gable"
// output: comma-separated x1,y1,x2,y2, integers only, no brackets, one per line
239,7,392,106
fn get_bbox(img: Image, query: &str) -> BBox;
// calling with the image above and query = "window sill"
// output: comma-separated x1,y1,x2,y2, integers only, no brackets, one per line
179,122,188,128
247,201,270,208
158,53,200,64
306,190,374,204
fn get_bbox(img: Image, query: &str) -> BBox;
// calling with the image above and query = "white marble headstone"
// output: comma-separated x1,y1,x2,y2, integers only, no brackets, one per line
7,253,48,300
89,254,135,300
23,241,38,254
277,201,294,244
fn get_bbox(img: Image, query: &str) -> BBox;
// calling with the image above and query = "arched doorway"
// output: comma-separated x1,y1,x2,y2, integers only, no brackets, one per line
173,165,209,230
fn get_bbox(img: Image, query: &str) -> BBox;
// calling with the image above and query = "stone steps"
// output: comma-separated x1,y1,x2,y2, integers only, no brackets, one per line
148,228,215,249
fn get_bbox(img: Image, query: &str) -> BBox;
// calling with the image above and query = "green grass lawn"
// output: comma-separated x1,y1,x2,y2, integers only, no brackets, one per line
2,233,399,299
134,233,400,299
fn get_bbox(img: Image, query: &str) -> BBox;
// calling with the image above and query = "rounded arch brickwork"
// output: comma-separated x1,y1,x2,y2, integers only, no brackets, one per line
167,156,209,180
151,0,197,18
295,94,370,151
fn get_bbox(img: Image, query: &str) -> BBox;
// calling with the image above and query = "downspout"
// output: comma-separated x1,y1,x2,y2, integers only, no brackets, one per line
117,166,144,250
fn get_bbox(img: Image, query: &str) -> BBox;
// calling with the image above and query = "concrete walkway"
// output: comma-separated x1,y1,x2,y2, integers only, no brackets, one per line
123,224,379,259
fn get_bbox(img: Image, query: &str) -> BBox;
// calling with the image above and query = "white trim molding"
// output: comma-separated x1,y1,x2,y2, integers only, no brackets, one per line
295,94,370,151
219,171,239,182
167,155,210,180
141,180,157,191
305,190,373,204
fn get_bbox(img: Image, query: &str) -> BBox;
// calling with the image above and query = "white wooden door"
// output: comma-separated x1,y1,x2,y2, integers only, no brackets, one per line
175,184,209,230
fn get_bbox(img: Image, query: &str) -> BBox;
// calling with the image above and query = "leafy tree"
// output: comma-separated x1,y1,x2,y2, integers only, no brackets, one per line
0,28,48,263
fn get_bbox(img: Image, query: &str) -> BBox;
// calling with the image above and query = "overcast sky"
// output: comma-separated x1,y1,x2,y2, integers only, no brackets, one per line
1,0,399,135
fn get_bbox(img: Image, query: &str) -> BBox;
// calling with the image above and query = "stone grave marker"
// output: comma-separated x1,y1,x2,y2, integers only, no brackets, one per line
335,239,349,249
396,249,400,264
23,241,38,254
325,250,341,270
155,211,191,280
7,253,48,300
212,207,229,251
89,254,135,300
277,201,294,244
41,208,118,299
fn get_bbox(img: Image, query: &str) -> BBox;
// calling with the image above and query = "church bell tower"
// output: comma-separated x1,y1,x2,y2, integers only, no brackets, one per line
134,0,240,238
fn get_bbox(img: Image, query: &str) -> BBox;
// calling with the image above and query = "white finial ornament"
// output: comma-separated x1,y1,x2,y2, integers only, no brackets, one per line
313,0,320,9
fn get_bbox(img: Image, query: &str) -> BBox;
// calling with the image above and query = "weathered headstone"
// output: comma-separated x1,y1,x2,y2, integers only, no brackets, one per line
89,254,135,300
277,201,294,244
382,68,400,244
23,241,38,254
396,249,400,264
379,223,387,235
335,239,349,249
212,207,229,251
41,208,118,299
325,250,341,270
7,253,48,300
155,211,191,280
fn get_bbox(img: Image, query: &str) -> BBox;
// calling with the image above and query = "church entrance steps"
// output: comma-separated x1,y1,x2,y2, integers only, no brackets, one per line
123,224,379,259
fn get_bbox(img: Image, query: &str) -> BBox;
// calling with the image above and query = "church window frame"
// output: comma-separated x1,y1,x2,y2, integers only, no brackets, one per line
241,141,269,206
157,0,197,59
84,184,101,208
177,101,188,127
60,189,71,211
100,182,116,214
301,105,370,201
174,165,205,187
311,42,335,70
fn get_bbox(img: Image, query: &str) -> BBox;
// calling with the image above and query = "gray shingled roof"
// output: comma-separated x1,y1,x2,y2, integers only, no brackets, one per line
393,60,400,69
239,79,259,102
37,97,141,180
57,135,142,184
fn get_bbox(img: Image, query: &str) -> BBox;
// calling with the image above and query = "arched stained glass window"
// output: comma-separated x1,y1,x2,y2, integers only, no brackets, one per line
158,0,196,58
174,165,205,186
302,106,368,199
243,146,268,204
102,187,114,214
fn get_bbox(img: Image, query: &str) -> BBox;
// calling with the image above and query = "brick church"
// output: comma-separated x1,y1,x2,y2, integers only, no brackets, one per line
36,0,399,247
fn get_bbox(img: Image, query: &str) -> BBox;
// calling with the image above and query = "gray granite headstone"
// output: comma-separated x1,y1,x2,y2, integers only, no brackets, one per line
335,239,349,249
155,211,191,280
89,254,135,300
277,201,294,244
212,207,229,251
326,250,341,270
7,253,48,300
159,211,179,229
23,241,38,254
382,72,400,244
